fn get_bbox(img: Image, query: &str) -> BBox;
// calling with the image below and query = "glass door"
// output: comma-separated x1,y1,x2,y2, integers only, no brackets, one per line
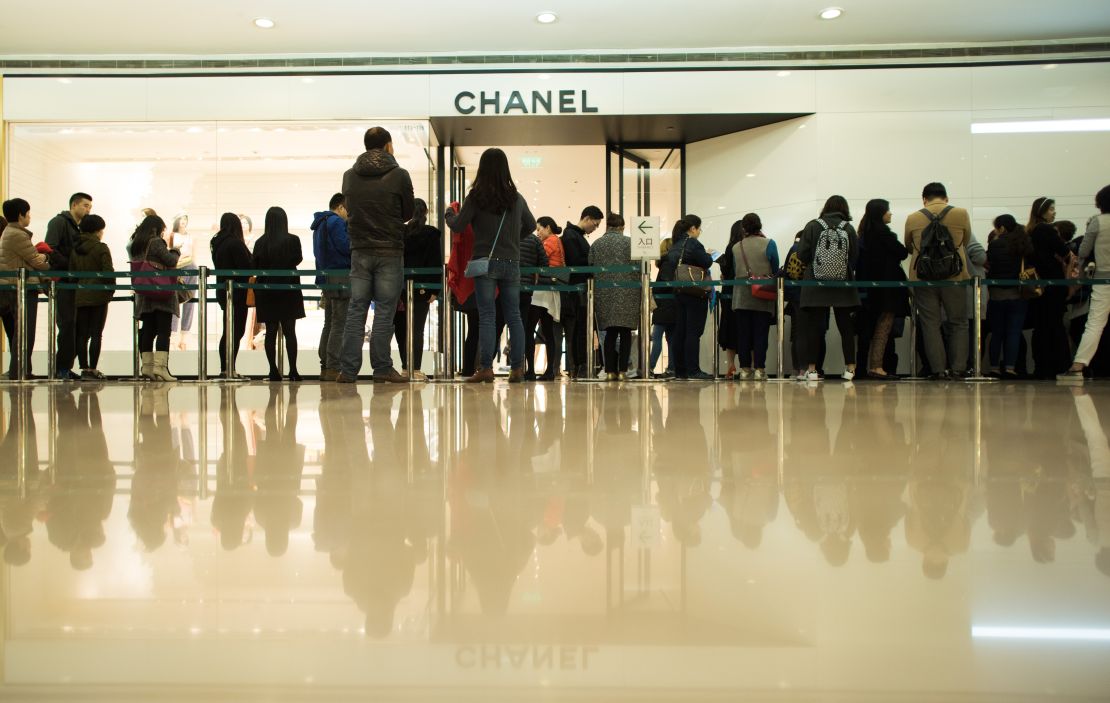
605,144,684,226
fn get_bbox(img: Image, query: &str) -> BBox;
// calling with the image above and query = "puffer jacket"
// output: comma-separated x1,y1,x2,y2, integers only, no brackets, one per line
70,232,115,307
0,223,50,287
519,233,549,286
129,235,181,317
341,149,415,256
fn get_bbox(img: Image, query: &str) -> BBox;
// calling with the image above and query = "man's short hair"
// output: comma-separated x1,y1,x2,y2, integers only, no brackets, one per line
363,127,392,151
79,214,106,234
69,192,92,207
606,212,625,230
581,205,604,221
329,193,346,211
2,198,30,223
922,182,947,200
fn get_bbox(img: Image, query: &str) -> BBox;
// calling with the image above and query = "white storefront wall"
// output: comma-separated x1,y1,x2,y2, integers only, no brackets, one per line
4,61,1110,374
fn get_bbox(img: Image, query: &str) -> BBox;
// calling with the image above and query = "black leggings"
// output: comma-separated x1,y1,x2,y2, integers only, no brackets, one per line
394,297,431,371
265,317,300,375
76,304,109,369
603,326,632,373
218,292,249,373
800,306,856,369
139,311,173,353
532,305,560,375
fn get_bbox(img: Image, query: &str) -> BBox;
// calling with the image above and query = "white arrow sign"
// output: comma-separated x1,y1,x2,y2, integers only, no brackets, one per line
631,216,660,260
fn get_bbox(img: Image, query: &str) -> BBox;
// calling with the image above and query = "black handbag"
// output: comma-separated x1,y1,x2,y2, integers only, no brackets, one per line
674,239,709,299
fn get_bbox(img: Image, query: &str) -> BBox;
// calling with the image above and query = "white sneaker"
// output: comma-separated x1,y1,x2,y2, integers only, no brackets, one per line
805,370,821,382
841,369,855,381
737,368,753,380
753,369,766,381
794,371,807,381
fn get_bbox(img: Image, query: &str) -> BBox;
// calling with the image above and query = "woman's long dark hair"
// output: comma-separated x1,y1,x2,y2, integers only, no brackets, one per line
263,206,290,238
219,212,244,241
537,216,562,234
1025,197,1055,235
994,213,1033,258
469,148,518,213
857,199,890,241
129,215,166,259
820,195,852,221
728,220,745,249
406,198,429,236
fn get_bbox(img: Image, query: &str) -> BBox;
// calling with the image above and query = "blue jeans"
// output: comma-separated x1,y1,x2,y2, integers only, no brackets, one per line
473,259,524,370
649,323,674,373
340,251,402,377
987,297,1028,370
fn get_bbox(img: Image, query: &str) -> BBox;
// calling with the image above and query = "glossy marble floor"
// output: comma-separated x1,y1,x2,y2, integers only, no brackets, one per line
0,379,1108,702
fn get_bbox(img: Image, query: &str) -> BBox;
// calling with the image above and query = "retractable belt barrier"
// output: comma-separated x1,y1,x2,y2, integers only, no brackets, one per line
2,265,1107,383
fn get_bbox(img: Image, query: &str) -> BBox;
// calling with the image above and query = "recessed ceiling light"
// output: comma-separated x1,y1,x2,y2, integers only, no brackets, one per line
777,71,791,77
253,17,276,29
536,11,558,24
746,173,756,178
819,7,843,19
717,206,726,210
1043,63,1058,70
301,77,315,84
57,78,72,84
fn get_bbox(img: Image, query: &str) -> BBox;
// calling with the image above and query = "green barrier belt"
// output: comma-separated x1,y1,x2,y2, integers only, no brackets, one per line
521,283,588,292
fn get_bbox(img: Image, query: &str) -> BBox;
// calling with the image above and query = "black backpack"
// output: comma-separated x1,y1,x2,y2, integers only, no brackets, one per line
914,206,963,280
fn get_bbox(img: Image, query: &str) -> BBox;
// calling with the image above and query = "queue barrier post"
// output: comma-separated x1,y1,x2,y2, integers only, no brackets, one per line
197,266,208,382
47,280,57,380
406,279,415,382
225,280,236,380
711,289,720,380
776,277,787,381
584,278,597,382
131,294,142,380
16,268,28,382
632,260,655,383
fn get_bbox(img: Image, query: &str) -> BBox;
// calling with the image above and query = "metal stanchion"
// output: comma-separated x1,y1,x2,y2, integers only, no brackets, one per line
16,268,28,382
632,260,655,383
432,265,454,383
197,266,208,382
406,279,415,382
966,277,995,383
711,293,720,381
225,281,237,381
909,293,919,379
276,321,285,377
581,278,601,382
16,389,28,498
775,277,787,381
132,295,142,380
47,280,57,380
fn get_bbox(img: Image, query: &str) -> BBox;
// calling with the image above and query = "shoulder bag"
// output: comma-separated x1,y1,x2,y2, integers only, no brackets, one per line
1018,257,1043,300
464,211,507,279
675,239,709,299
738,238,777,301
130,239,177,301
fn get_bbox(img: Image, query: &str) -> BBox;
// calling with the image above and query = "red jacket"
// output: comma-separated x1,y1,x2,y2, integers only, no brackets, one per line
446,201,498,306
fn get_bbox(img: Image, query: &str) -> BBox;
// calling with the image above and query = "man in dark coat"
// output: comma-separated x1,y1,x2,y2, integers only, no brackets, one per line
337,127,415,383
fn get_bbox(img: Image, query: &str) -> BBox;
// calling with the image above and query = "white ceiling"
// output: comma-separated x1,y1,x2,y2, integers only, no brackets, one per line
3,0,1109,56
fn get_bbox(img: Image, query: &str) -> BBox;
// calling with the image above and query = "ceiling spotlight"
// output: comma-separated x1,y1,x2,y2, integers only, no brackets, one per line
301,77,315,84
819,7,843,19
746,173,756,178
1043,63,1058,70
253,17,276,29
57,78,72,84
777,71,791,77
536,11,558,24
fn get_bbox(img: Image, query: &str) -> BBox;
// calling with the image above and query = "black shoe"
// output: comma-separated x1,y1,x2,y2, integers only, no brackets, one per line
288,372,303,383
267,371,282,382
927,371,950,381
538,372,555,382
687,371,714,381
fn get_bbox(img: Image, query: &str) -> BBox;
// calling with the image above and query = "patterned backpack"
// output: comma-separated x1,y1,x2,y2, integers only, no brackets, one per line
812,218,850,281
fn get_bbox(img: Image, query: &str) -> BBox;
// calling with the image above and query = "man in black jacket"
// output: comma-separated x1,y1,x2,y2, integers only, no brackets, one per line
337,127,415,383
561,205,603,379
45,192,92,380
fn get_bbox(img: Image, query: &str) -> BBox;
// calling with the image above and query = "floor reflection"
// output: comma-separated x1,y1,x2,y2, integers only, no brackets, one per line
1,381,1109,697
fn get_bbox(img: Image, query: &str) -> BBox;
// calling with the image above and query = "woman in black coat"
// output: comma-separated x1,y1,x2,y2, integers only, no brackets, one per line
663,215,714,380
252,207,305,381
210,213,254,378
857,199,910,378
1025,197,1073,378
393,199,442,379
716,220,744,377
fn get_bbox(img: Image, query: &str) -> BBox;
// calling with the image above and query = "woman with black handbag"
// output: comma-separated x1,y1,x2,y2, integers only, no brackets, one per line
128,214,180,381
663,215,713,380
445,148,536,384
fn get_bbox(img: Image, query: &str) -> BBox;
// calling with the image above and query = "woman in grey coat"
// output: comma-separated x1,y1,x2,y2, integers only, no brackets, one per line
795,196,860,382
588,213,641,379
128,214,181,381
731,213,780,381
